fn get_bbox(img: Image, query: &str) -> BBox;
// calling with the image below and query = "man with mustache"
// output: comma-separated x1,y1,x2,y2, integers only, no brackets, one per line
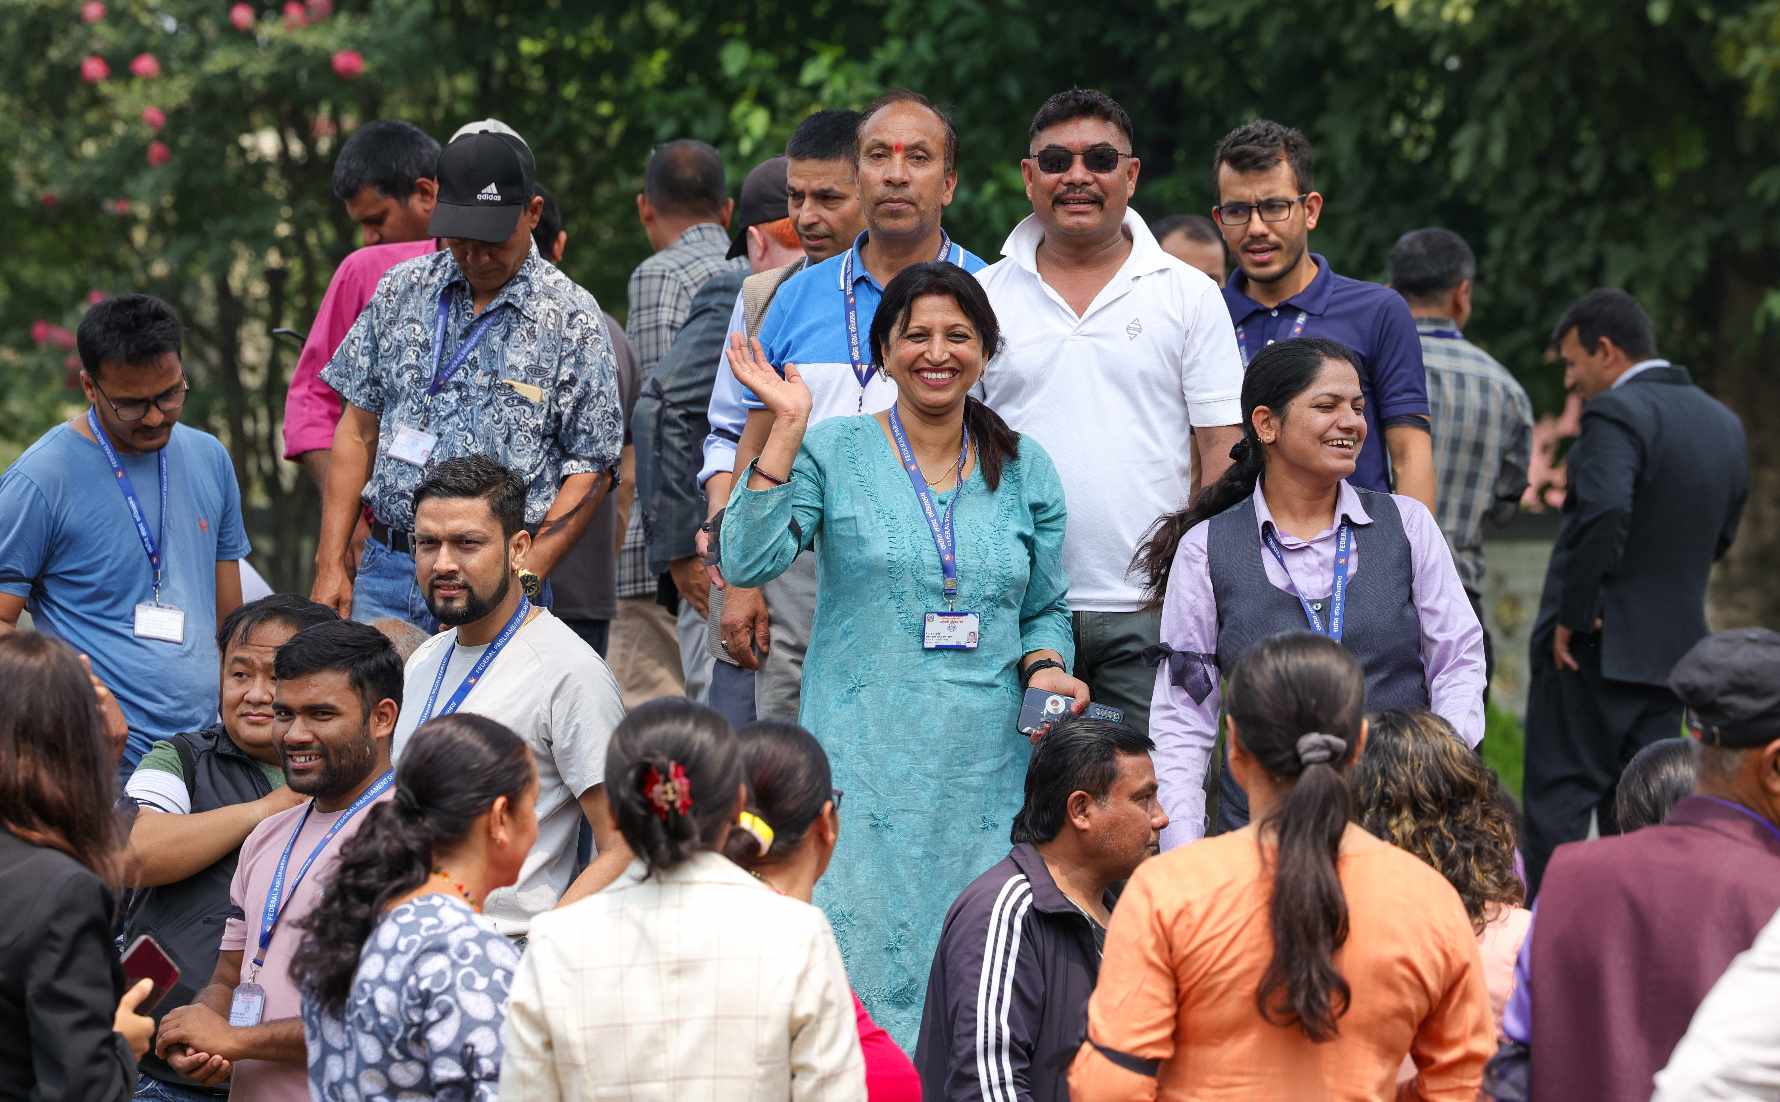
725,91,987,719
155,619,402,1102
0,293,251,781
977,89,1245,736
310,123,622,632
1214,119,1436,512
394,455,627,935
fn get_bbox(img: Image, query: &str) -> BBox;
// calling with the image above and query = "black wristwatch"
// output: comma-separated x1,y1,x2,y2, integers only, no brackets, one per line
1021,658,1067,688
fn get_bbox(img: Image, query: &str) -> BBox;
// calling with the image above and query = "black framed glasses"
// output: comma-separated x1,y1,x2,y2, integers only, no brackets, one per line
1028,144,1132,175
1214,195,1309,226
92,376,190,422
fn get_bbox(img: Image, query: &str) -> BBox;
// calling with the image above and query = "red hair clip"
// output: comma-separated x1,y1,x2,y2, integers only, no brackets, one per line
643,762,693,820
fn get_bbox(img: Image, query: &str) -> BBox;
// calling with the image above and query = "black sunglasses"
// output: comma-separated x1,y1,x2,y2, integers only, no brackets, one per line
1028,144,1132,176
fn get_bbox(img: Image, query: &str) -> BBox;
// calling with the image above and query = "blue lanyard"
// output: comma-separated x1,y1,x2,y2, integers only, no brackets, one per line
1236,310,1308,367
1424,327,1465,341
86,407,168,600
1260,519,1351,642
888,405,969,606
430,287,507,397
417,596,531,724
841,230,953,391
1695,796,1780,850
252,768,395,971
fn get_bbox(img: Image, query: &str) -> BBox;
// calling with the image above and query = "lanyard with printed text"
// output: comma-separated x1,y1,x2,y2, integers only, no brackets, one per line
87,407,168,600
416,596,531,725
1236,309,1308,367
429,287,507,397
1261,520,1351,642
249,768,395,978
841,230,953,394
888,405,969,606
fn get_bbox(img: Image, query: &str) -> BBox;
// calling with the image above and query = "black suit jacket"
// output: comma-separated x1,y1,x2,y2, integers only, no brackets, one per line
0,829,135,1101
1533,365,1747,686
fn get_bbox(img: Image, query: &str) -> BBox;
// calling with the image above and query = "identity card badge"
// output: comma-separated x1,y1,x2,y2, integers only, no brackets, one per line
227,981,267,1028
923,610,980,651
133,601,186,644
388,425,439,467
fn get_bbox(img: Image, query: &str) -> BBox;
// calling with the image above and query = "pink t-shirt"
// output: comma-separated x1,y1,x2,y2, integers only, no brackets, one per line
219,787,393,1102
281,239,436,458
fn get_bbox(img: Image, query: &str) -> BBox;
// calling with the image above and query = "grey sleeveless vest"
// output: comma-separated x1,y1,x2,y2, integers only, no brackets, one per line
1207,488,1428,713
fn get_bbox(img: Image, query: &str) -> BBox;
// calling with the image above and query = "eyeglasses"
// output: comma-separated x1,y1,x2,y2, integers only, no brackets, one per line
1028,144,1133,176
1213,195,1309,226
92,376,191,422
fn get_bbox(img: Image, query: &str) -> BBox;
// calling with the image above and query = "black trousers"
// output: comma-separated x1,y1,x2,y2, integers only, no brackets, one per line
1522,630,1682,898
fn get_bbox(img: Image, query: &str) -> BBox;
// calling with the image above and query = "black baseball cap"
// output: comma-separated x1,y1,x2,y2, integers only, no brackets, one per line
726,156,791,260
428,130,537,243
1670,628,1780,748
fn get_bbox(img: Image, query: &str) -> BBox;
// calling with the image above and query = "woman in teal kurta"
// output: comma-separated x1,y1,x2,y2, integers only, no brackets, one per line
721,262,1086,1045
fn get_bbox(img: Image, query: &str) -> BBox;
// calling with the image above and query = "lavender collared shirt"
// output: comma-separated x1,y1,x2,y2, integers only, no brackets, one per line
1151,479,1487,848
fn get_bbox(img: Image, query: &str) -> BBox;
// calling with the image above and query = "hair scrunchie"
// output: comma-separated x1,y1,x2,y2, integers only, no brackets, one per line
1295,732,1347,768
1229,437,1253,463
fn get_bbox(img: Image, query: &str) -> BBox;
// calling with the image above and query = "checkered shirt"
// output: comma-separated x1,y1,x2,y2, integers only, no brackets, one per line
1419,316,1534,592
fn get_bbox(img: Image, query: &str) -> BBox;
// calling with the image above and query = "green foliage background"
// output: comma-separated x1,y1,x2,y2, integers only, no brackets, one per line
3,0,1775,623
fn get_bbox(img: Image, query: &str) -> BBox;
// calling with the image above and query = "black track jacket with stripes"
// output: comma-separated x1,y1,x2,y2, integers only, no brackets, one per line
913,842,1114,1102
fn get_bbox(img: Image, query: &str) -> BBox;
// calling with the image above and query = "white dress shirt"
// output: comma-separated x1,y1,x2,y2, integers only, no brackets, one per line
498,850,865,1101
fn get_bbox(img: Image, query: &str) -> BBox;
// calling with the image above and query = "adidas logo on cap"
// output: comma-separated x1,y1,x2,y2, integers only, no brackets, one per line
477,182,502,202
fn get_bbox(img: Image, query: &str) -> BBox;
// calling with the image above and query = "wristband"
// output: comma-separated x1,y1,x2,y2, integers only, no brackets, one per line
750,462,789,487
1021,658,1067,688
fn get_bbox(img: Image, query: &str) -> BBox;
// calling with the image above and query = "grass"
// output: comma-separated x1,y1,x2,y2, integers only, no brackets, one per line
1482,700,1526,800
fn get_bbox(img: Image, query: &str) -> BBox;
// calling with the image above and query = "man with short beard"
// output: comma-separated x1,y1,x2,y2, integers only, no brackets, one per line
155,619,402,1102
393,455,627,935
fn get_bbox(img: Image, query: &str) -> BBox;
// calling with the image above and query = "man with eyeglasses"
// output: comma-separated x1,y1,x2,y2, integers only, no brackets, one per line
0,293,251,780
976,89,1243,735
1213,119,1436,511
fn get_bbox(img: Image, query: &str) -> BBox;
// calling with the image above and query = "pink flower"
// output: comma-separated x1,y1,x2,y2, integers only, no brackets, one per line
80,1,106,23
330,49,364,79
40,193,58,207
129,53,161,79
80,56,109,83
141,105,166,131
305,0,332,19
229,3,255,31
87,290,109,306
282,1,306,29
112,198,132,215
146,141,171,167
31,320,51,345
45,325,77,350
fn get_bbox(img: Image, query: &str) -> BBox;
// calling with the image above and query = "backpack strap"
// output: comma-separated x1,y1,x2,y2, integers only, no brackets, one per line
169,731,200,809
741,260,802,339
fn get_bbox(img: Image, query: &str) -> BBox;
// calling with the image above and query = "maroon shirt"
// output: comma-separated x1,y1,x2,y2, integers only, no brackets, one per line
1531,796,1780,1101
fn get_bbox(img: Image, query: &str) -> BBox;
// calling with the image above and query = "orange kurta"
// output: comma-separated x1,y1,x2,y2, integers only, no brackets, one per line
1069,825,1492,1102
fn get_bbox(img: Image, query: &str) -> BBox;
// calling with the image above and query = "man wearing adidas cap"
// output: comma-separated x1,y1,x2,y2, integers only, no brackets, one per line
311,124,623,631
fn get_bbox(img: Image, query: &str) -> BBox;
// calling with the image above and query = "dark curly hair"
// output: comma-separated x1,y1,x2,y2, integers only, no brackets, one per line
1349,710,1525,934
290,713,533,1016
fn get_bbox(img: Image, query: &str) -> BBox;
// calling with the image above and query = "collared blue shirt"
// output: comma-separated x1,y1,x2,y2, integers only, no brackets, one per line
740,231,986,422
1223,252,1429,493
322,244,622,530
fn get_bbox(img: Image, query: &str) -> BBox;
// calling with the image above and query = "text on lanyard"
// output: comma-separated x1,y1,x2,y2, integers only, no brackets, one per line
417,595,531,725
430,287,507,397
250,768,395,976
1260,519,1351,642
887,405,969,606
87,407,169,599
842,230,954,397
1236,309,1309,368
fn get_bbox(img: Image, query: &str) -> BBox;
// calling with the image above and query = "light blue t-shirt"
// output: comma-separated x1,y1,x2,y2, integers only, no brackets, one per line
0,420,250,770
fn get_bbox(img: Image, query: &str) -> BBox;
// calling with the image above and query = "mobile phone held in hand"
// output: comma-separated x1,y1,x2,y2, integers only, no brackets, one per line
120,933,181,1012
1017,687,1123,736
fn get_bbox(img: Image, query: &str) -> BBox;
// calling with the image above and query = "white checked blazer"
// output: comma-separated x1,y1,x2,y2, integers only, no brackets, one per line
497,850,866,1101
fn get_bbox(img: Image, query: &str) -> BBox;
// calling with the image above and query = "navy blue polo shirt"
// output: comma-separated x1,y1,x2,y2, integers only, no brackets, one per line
1223,252,1429,493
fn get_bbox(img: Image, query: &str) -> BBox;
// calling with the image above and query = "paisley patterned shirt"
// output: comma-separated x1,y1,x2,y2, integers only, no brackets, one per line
322,243,622,530
302,893,520,1101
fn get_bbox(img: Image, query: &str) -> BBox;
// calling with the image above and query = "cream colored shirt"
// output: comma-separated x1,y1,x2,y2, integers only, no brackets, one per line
498,851,865,1101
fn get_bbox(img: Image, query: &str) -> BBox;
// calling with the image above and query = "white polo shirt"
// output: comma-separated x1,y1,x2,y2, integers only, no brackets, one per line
976,208,1243,612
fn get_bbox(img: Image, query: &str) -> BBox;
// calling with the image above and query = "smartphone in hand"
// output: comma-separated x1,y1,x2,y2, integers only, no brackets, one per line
120,934,181,1013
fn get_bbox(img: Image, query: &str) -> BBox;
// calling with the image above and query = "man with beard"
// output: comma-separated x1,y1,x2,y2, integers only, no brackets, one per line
977,89,1244,736
1213,120,1435,511
393,455,627,935
155,619,401,1102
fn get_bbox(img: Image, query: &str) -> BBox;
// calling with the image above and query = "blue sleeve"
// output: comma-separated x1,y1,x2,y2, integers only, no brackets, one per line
0,471,53,598
1502,901,1534,1044
1370,291,1431,423
719,442,825,589
699,296,751,485
739,288,794,410
212,442,251,560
